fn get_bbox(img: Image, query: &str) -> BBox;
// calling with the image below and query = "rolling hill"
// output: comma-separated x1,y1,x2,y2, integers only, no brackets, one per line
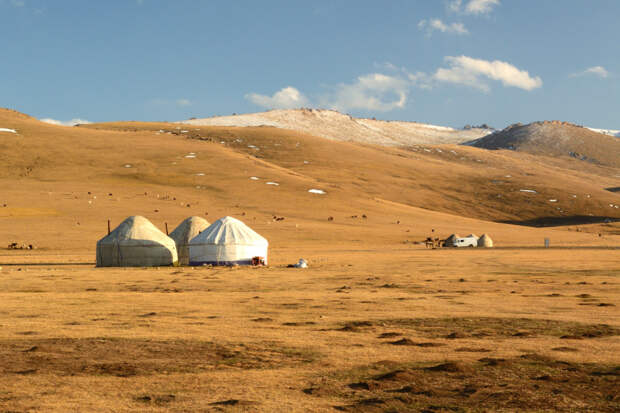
1,107,618,253
466,121,620,168
182,108,492,146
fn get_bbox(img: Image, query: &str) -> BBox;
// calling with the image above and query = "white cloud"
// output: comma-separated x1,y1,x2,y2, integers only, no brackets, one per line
10,0,25,7
374,61,399,71
321,73,409,112
434,55,542,92
176,98,192,106
448,0,500,15
570,66,609,79
418,18,469,36
246,74,410,113
447,0,462,13
245,86,309,109
40,118,91,126
464,0,500,14
244,55,540,114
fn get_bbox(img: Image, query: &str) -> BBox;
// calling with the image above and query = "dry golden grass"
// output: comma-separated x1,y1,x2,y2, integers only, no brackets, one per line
0,249,618,411
0,109,618,411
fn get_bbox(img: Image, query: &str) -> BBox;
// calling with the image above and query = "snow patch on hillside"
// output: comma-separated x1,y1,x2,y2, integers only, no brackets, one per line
40,118,91,127
181,109,492,147
587,127,620,137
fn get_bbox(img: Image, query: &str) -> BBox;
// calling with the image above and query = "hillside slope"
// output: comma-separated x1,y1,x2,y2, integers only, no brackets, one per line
182,108,492,146
1,108,618,253
467,121,620,168
85,118,620,225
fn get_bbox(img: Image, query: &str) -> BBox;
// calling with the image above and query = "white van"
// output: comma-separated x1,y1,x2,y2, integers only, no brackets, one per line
454,236,478,247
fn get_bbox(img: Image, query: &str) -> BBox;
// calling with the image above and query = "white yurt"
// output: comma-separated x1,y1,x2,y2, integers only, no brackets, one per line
96,216,178,267
188,216,268,266
169,216,210,265
477,234,494,248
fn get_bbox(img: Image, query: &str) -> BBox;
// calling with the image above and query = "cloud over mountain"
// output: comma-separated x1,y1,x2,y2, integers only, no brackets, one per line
246,56,542,112
322,73,409,112
434,56,542,92
245,87,309,109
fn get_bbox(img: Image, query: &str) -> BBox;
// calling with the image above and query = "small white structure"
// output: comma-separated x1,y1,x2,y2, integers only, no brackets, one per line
188,216,268,266
294,258,308,268
453,235,478,247
477,234,493,248
169,216,210,265
96,216,178,267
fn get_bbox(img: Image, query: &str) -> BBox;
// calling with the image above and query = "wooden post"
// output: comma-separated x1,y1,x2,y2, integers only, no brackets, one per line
165,222,169,235
107,219,111,235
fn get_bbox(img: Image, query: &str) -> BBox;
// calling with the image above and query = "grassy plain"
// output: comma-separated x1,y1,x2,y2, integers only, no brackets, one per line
0,248,618,412
0,109,618,411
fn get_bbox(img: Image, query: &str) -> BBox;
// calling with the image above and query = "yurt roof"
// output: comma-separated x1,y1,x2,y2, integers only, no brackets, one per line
169,216,210,244
190,216,268,246
97,216,173,246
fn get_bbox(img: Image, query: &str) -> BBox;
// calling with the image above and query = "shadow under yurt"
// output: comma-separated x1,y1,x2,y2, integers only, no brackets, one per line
169,216,210,265
96,216,178,267
188,216,268,266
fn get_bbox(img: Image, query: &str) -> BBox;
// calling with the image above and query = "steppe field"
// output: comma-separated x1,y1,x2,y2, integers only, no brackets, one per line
0,109,618,412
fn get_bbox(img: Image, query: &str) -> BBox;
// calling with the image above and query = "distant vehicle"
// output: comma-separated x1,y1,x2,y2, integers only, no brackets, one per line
453,236,478,247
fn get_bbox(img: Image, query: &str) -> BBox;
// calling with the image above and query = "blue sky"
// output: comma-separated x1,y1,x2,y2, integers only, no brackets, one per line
1,0,618,128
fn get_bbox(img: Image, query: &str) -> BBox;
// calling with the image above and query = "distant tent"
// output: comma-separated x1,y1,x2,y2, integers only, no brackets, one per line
466,234,479,240
454,235,478,247
189,216,268,266
444,234,461,247
96,216,178,267
169,216,210,265
477,234,494,248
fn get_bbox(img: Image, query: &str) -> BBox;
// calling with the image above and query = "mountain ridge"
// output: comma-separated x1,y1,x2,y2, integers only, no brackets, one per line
465,120,620,168
181,108,493,146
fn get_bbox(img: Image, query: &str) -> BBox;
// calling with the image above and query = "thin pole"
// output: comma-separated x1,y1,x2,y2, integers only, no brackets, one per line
165,222,169,235
107,219,111,235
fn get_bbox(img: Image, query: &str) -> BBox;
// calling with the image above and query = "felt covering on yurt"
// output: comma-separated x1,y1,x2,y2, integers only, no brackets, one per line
169,216,210,265
477,234,494,248
189,216,268,266
96,216,178,267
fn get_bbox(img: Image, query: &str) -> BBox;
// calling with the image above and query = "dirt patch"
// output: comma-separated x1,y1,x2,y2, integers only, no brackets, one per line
385,338,444,347
377,332,401,339
455,347,492,353
336,317,620,339
209,399,258,407
318,354,620,412
135,394,176,405
552,347,579,352
337,321,374,332
0,338,318,376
